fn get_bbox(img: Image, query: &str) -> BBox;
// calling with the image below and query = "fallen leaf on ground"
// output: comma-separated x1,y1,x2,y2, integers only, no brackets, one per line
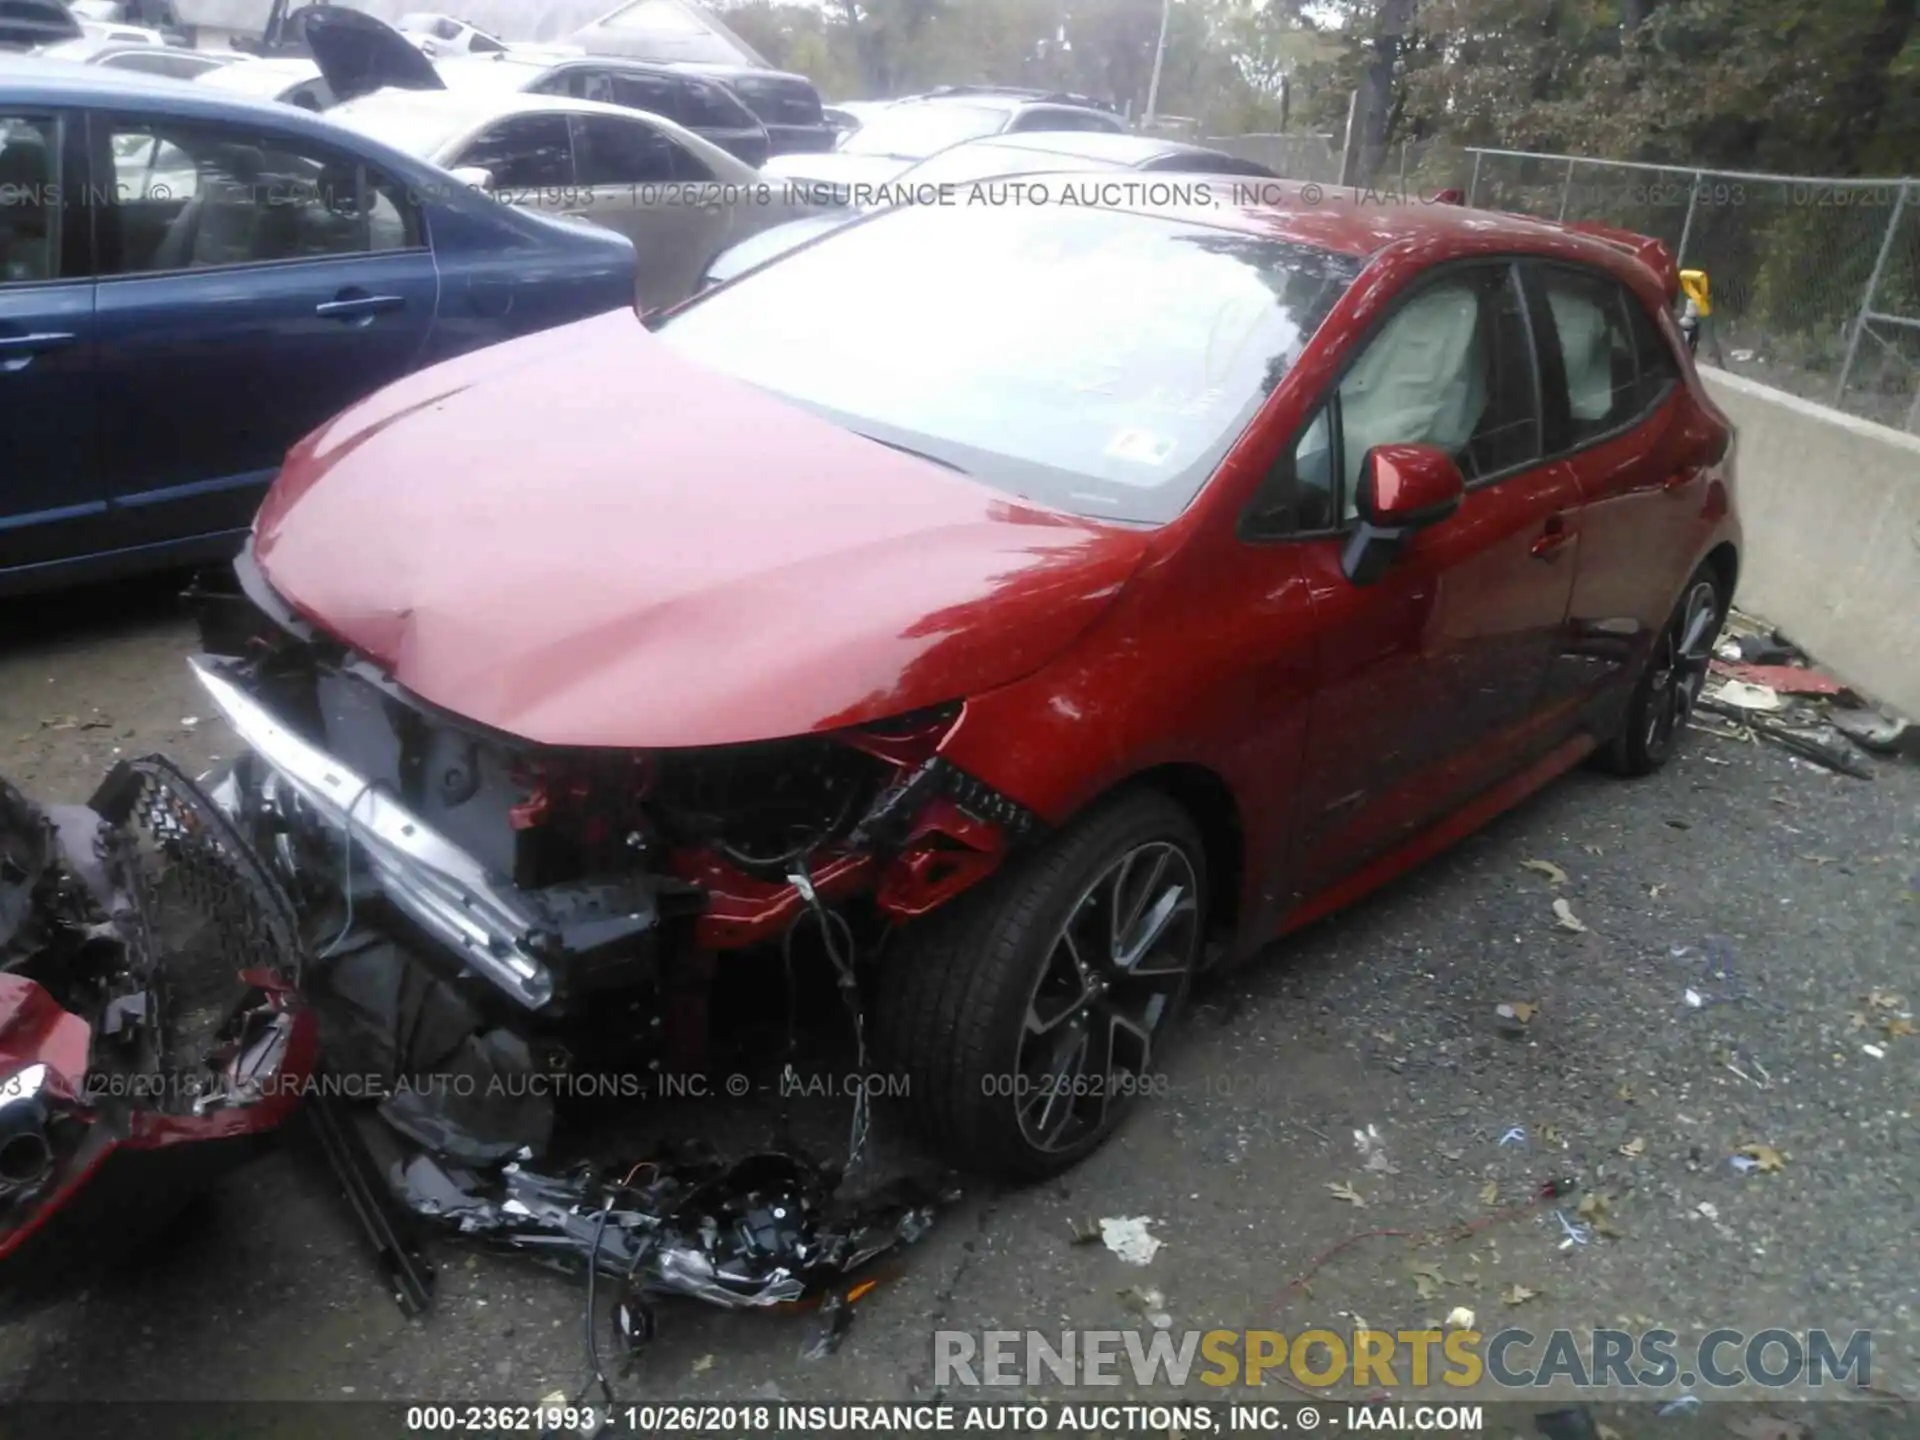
1479,1181,1499,1206
1409,1265,1445,1301
1619,1136,1646,1158
1582,844,1603,856
1502,1284,1539,1307
1884,1017,1916,1039
1649,883,1668,899
1498,1001,1539,1024
1848,1011,1870,1030
1541,1124,1562,1146
1739,1142,1787,1173
691,1354,715,1375
1552,898,1588,933
1521,859,1569,884
1866,990,1905,1011
1617,1083,1636,1102
1801,854,1839,866
1326,1181,1366,1207
1577,1193,1625,1239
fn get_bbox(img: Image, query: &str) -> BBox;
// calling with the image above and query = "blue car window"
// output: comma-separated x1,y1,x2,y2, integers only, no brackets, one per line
0,116,58,283
98,117,422,275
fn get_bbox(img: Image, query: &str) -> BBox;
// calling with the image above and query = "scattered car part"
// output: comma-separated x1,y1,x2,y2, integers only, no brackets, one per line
390,1144,953,1313
304,1082,436,1315
0,763,317,1313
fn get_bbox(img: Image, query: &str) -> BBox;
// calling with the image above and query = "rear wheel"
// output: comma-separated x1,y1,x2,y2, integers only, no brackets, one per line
878,789,1205,1179
1598,565,1724,776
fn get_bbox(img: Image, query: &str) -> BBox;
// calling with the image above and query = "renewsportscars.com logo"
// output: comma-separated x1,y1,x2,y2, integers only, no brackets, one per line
934,1327,1874,1391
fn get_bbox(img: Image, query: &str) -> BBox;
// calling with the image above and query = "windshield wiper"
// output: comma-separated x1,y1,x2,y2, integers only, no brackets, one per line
854,432,969,474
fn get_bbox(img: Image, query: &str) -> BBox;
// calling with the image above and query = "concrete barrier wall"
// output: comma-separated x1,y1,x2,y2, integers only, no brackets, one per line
1699,366,1920,718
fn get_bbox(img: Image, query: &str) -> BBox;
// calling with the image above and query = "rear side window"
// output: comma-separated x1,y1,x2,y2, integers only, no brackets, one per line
606,72,683,119
1536,266,1646,444
574,115,711,184
677,80,754,130
1625,290,1681,410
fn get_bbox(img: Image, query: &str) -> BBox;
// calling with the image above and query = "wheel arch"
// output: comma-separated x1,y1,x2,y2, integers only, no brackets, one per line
1703,540,1739,606
1107,762,1245,943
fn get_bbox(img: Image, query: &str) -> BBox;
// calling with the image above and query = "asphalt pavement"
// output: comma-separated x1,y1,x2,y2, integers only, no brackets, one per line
1,575,1914,1429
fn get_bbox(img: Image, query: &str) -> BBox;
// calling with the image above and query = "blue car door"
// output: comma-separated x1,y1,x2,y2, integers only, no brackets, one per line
0,108,104,585
88,108,438,550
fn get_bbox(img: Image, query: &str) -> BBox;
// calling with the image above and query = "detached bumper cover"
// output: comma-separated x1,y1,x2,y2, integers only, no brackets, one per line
190,658,559,1011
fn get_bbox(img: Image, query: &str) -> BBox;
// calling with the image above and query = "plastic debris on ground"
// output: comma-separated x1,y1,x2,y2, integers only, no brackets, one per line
1693,635,1913,775
1098,1215,1164,1265
1354,1123,1397,1173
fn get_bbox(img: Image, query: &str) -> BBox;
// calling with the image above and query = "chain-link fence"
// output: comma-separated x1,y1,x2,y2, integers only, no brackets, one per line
1465,149,1920,432
1171,132,1920,433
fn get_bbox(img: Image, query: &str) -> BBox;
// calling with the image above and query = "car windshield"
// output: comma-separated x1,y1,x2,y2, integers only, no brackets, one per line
837,102,1007,159
657,203,1361,525
897,141,1124,190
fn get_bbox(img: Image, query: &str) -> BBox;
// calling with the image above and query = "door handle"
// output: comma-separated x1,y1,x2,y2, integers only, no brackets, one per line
0,331,75,373
314,293,406,321
0,330,76,355
1531,515,1574,560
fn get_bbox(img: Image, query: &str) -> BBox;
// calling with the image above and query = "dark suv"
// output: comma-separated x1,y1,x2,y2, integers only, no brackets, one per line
665,61,835,155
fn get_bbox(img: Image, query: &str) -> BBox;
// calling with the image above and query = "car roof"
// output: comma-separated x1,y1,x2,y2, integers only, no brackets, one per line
328,84,712,146
0,50,203,96
436,50,689,88
992,174,1675,294
667,59,811,85
194,56,323,94
961,131,1225,165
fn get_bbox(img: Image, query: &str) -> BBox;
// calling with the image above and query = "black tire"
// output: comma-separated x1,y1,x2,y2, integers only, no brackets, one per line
1597,564,1726,776
877,788,1207,1180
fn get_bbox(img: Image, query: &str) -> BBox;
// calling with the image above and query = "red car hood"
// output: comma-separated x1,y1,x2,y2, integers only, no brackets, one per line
254,311,1148,750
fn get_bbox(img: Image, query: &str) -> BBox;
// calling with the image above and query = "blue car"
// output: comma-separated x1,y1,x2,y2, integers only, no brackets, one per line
0,55,636,597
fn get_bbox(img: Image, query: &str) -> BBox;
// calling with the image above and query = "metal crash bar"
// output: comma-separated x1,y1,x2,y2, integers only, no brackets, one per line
189,657,557,1011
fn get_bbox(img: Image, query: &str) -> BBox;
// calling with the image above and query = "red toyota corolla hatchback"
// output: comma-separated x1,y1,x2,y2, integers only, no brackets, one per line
190,182,1739,1179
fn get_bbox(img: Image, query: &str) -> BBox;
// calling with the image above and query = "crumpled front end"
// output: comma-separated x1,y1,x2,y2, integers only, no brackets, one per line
187,549,1043,1023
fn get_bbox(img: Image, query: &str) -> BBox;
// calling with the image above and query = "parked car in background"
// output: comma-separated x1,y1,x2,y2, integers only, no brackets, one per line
764,89,1126,190
292,9,776,168
663,60,832,155
395,11,510,57
703,130,1279,289
37,36,238,79
195,54,335,110
0,54,635,597
190,182,1739,1182
325,87,809,309
0,0,83,50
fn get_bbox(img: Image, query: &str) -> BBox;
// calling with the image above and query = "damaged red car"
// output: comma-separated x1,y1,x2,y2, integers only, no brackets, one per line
187,184,1739,1179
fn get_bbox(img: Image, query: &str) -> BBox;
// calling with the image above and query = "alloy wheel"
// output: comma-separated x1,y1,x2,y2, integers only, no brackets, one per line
1014,840,1200,1153
1645,578,1720,759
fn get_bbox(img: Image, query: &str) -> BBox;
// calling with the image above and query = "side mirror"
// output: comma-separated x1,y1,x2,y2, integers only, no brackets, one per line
1341,443,1464,585
448,165,494,192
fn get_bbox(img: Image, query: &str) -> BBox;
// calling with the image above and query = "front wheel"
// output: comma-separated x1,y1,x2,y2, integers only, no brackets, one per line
877,789,1206,1180
1598,565,1725,776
